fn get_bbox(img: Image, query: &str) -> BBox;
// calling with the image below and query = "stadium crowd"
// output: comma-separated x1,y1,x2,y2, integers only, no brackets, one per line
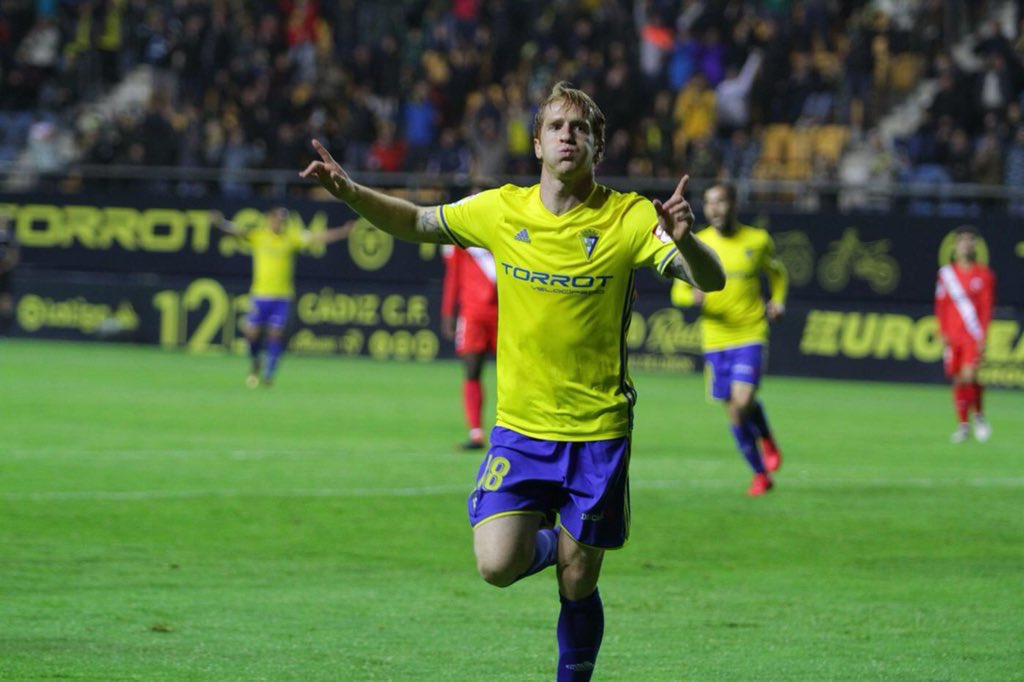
894,16,1024,207
0,0,1019,202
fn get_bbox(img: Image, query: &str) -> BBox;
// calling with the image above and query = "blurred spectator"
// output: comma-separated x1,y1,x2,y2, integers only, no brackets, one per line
941,128,974,184
140,94,175,167
220,127,265,197
1005,126,1024,214
467,114,506,179
338,84,377,171
503,83,535,174
27,117,61,173
667,26,699,92
0,0,1017,209
971,130,1004,186
715,48,762,138
698,27,726,86
637,4,673,95
282,0,319,83
14,15,59,75
975,52,1014,122
927,61,973,132
722,128,760,182
402,80,440,171
842,10,875,130
599,128,632,177
683,134,722,180
366,120,406,173
5,14,59,109
673,73,715,156
427,127,471,175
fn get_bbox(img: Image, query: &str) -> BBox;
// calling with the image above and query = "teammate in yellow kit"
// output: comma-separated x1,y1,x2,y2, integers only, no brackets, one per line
300,82,725,681
672,183,787,496
212,207,350,387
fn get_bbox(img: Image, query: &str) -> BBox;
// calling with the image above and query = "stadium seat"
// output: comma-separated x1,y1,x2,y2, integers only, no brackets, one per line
791,127,815,164
888,53,923,93
759,124,794,165
813,125,849,166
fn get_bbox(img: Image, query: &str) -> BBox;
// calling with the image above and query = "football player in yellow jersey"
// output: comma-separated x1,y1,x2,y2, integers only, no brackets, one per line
212,207,351,387
301,82,725,681
671,183,788,496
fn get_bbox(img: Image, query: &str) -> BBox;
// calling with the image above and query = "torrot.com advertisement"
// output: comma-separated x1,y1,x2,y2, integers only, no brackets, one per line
4,193,1023,386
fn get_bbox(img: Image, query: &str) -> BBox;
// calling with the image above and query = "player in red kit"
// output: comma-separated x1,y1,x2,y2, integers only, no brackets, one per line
934,226,995,443
441,243,498,450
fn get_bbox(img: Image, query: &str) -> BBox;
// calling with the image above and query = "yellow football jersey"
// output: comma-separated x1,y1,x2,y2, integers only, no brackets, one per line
244,227,311,299
672,224,787,351
438,183,682,440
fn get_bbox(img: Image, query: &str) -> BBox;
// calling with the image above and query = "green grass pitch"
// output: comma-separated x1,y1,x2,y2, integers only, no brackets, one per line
2,339,1022,680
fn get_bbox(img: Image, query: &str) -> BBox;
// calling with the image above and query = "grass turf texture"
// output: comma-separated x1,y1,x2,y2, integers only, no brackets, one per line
2,339,1022,680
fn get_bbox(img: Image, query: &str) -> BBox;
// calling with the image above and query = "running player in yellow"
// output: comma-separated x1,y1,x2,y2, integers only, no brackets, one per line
300,82,725,681
671,183,788,496
212,207,351,387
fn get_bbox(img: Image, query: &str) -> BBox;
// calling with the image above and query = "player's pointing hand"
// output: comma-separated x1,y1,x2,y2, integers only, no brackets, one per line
299,139,355,201
653,174,696,243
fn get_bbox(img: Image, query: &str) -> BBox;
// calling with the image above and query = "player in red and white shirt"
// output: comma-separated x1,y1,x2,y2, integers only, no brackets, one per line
441,243,498,450
934,226,996,443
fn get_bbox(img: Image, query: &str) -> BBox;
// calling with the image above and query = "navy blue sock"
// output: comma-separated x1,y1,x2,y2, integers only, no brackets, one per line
731,420,765,474
264,337,283,380
516,527,558,582
248,336,262,363
557,589,603,682
748,400,772,440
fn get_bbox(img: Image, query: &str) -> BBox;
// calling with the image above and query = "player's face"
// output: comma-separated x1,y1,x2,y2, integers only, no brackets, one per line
954,232,976,261
703,186,734,232
533,100,595,178
267,208,287,233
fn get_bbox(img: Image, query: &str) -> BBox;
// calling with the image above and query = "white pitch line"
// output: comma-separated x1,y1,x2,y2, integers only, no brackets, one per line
0,484,469,502
637,477,1024,488
1,449,446,460
2,477,1023,502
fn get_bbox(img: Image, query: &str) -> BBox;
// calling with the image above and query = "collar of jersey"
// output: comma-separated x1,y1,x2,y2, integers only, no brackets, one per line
531,182,602,221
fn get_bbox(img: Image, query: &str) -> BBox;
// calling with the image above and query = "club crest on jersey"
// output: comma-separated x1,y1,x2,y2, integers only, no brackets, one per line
580,229,600,260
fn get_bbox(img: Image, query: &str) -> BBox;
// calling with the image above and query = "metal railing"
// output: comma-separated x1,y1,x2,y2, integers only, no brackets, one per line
3,162,1023,215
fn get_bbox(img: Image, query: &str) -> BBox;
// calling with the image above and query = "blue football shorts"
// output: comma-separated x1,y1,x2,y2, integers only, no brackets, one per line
248,297,290,331
467,426,631,549
704,343,765,401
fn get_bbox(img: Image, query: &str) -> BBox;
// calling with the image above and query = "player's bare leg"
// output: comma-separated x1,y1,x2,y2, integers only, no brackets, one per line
473,513,554,586
556,532,606,680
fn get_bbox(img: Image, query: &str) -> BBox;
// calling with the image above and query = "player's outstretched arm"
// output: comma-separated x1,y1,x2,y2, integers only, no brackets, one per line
299,139,450,244
654,174,725,291
210,211,243,237
310,220,356,245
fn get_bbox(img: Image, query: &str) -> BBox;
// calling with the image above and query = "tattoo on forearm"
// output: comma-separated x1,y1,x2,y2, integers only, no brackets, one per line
415,208,452,244
665,254,695,284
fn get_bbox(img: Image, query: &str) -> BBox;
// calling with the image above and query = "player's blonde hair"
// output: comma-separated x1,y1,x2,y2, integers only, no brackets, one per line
533,82,606,164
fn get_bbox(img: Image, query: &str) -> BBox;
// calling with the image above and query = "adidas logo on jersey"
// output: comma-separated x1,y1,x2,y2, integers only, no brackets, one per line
514,228,531,243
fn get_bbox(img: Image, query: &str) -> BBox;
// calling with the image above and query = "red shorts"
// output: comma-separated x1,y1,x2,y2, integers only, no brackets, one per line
943,338,982,377
456,316,497,355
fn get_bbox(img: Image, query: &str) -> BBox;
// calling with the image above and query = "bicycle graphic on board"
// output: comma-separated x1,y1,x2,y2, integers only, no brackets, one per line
817,227,900,294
